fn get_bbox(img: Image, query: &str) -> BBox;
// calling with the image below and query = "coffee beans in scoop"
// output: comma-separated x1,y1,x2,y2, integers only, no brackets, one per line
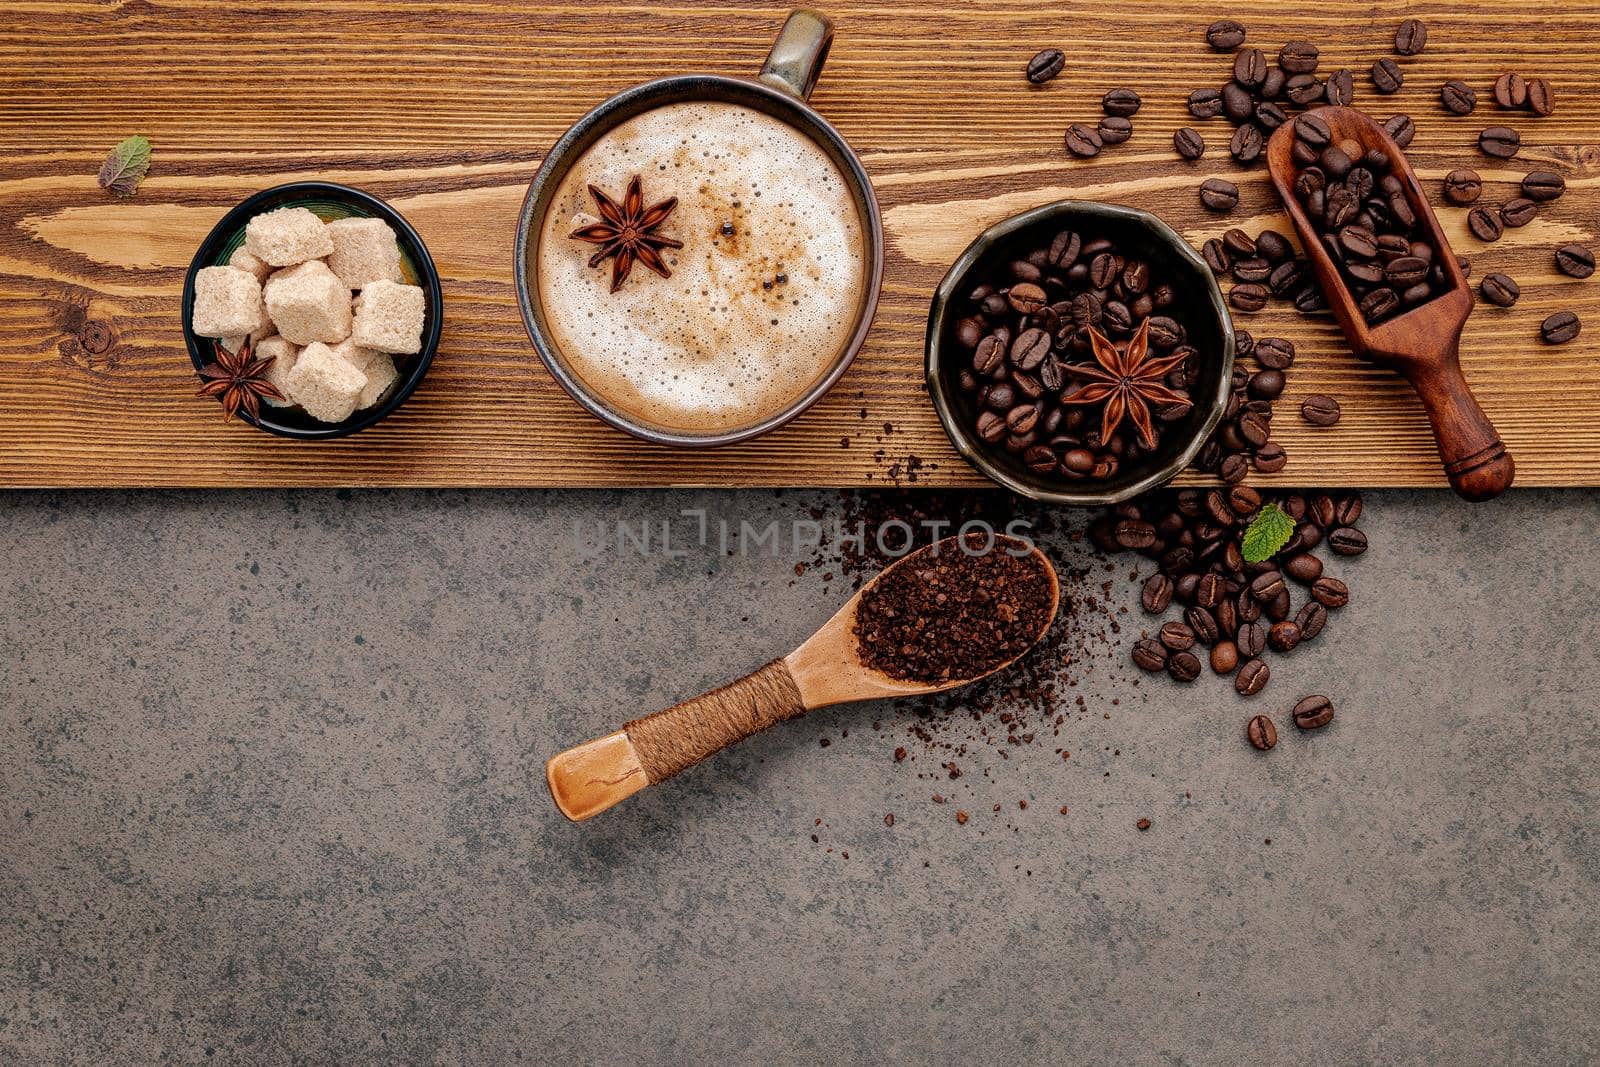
853,534,1054,683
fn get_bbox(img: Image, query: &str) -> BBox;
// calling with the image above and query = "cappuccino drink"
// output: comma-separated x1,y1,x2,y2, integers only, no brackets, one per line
537,101,866,435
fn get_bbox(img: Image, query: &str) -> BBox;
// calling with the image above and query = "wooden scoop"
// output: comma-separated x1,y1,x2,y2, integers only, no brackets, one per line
1265,106,1514,501
546,536,1060,821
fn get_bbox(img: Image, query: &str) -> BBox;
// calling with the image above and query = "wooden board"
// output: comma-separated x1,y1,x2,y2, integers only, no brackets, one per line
2,1,1597,488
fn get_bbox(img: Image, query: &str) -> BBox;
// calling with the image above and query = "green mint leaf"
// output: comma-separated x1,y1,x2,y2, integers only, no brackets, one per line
98,136,151,197
1240,503,1296,563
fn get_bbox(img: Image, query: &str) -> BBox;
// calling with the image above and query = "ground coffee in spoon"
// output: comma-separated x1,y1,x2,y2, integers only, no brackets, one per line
853,533,1054,683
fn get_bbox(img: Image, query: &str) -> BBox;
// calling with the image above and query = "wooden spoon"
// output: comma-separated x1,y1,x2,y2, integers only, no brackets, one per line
545,536,1060,821
1265,105,1514,501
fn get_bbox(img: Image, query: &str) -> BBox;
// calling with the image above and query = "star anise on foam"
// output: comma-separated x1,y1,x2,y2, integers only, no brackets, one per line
1061,319,1192,449
569,176,684,293
195,337,283,423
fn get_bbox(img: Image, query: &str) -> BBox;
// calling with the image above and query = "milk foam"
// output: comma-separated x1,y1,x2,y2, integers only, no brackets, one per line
537,102,865,434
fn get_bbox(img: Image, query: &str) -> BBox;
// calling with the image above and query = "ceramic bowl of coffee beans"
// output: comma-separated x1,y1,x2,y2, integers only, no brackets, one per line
927,201,1234,506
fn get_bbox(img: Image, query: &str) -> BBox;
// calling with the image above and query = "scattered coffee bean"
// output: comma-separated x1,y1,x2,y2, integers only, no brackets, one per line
1493,72,1527,110
1133,638,1168,672
1480,273,1520,307
1541,310,1581,344
1268,620,1302,652
1500,198,1537,228
1311,576,1349,608
1294,601,1327,640
1478,126,1520,158
1292,694,1336,730
1520,171,1565,202
1098,116,1133,145
1159,620,1196,652
1168,650,1203,682
1234,47,1268,87
1525,77,1554,116
1300,394,1341,426
1467,206,1503,243
1325,69,1354,106
1327,527,1367,555
1102,88,1141,117
1230,124,1263,164
1026,48,1065,85
1371,58,1403,94
1247,713,1277,750
1230,283,1269,312
1065,123,1103,158
1555,244,1595,279
1394,18,1428,55
1206,19,1247,51
1279,41,1319,74
1200,178,1240,212
1237,659,1270,696
1442,168,1481,206
1440,80,1476,115
1188,88,1223,119
1174,127,1206,160
1382,114,1415,148
1222,81,1256,122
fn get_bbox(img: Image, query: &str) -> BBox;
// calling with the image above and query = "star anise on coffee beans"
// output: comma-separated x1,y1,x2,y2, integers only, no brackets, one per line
1062,320,1191,449
569,176,684,293
195,338,283,423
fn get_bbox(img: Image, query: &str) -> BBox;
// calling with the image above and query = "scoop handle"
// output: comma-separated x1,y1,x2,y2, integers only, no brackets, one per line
1402,345,1515,501
545,659,808,821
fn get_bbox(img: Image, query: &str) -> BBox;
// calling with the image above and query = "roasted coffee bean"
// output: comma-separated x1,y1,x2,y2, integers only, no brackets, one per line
1500,198,1537,228
1394,18,1428,55
1334,494,1362,527
1359,287,1400,321
1010,327,1051,370
1206,19,1247,50
1159,621,1196,651
1005,403,1040,435
1310,576,1349,608
1252,337,1295,371
1284,553,1323,584
1294,601,1327,641
1202,238,1231,275
1442,168,1482,206
1230,124,1263,164
1236,620,1266,658
1188,88,1224,119
1103,88,1142,117
1541,310,1581,344
1147,316,1184,347
1227,485,1262,517
1026,48,1065,85
1252,443,1288,473
1285,74,1325,106
1048,230,1083,268
1200,178,1240,213
1467,206,1503,242
1480,273,1520,307
1185,606,1220,646
1555,244,1595,279
1273,40,1316,74
1168,650,1202,682
1007,283,1047,315
1097,116,1133,145
1246,713,1277,750
1250,570,1286,603
1173,127,1206,161
1237,660,1271,697
1300,394,1342,426
1142,573,1174,613
1479,126,1521,158
1222,81,1257,121
1234,47,1268,87
1385,256,1430,286
1327,527,1367,556
1525,77,1554,117
1229,283,1269,312
1371,58,1403,94
1249,370,1285,401
1255,231,1292,264
1320,145,1353,179
1231,257,1270,285
975,410,1006,443
1217,228,1252,259
1325,69,1354,106
1255,101,1287,131
1493,72,1527,110
1065,123,1104,158
1062,447,1096,474
1023,445,1057,474
1210,640,1240,675
1268,620,1302,652
1290,694,1335,730
1294,112,1331,148
1195,572,1226,610
1520,171,1565,202
1132,638,1168,672
1440,80,1477,115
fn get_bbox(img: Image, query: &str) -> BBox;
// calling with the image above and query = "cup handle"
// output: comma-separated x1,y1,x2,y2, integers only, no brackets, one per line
758,9,835,101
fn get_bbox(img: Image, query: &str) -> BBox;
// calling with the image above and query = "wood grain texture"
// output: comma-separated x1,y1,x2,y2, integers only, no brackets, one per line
2,1,1597,488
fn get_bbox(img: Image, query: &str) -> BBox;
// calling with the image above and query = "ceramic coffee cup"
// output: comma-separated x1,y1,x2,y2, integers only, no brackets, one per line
513,9,884,448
